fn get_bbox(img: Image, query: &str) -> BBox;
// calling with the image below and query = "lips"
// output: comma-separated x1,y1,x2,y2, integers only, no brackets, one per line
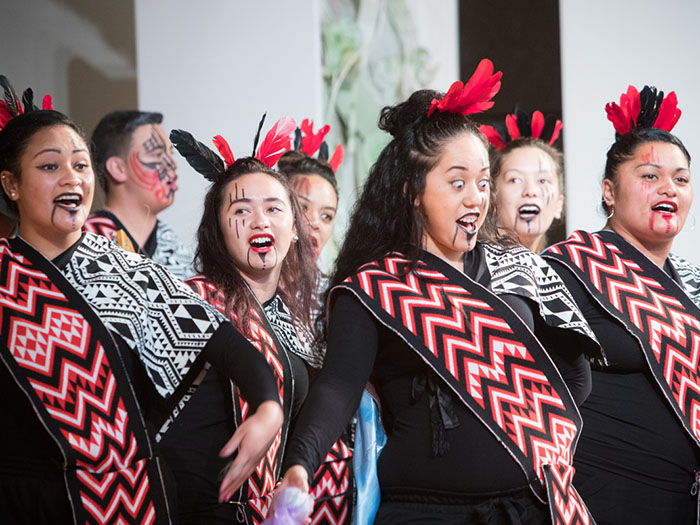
456,212,480,234
309,235,319,254
53,192,83,210
651,200,678,213
518,203,540,219
249,233,275,253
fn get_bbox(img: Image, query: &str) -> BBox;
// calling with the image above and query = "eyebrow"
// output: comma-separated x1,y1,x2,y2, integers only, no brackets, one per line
228,196,286,209
33,147,87,158
635,162,690,172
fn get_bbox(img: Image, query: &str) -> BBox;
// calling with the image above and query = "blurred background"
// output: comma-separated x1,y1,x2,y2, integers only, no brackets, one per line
3,0,699,267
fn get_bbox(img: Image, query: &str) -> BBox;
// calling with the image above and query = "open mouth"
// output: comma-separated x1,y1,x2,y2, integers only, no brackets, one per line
518,204,540,220
456,212,480,234
651,201,678,213
53,192,83,210
310,236,319,253
249,233,275,253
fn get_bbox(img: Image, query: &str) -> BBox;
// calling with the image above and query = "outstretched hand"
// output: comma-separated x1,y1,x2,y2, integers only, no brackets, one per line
218,400,284,503
278,464,310,494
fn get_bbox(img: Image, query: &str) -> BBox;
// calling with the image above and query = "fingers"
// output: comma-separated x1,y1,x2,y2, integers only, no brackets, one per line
219,427,244,458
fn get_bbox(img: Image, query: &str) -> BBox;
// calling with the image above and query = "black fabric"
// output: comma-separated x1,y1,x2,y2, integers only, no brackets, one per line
284,251,591,500
550,259,700,523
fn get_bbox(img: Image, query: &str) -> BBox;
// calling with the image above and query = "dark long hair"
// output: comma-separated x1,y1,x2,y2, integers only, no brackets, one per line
0,110,87,215
278,150,339,198
602,128,691,215
328,89,506,294
194,157,317,334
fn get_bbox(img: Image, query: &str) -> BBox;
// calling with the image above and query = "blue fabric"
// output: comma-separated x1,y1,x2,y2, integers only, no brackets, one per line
353,391,387,525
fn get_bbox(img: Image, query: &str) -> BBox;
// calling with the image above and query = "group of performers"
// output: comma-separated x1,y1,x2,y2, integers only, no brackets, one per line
0,56,698,525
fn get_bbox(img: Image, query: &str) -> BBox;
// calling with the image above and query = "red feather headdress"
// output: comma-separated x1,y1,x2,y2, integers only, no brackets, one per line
479,106,563,150
0,75,54,131
292,118,344,173
605,85,681,138
427,58,502,118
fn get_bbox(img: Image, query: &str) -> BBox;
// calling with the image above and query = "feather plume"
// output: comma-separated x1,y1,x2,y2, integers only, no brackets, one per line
653,90,681,132
300,119,330,157
0,102,12,129
0,75,21,118
478,125,506,150
318,141,329,161
170,129,225,182
21,88,36,112
293,128,302,151
42,94,53,110
427,58,502,117
606,85,640,136
329,144,344,173
255,116,296,168
252,113,267,156
530,111,544,139
549,120,563,145
212,135,235,168
505,114,520,140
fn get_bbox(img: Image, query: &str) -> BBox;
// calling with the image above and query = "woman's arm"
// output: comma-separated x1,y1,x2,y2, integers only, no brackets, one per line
202,322,284,501
281,292,380,488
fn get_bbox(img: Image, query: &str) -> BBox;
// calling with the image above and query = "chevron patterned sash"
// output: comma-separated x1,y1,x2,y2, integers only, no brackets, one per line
543,230,700,449
186,276,293,524
336,251,594,525
0,239,171,523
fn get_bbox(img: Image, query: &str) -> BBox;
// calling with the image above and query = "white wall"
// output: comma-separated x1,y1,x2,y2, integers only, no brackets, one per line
560,0,700,260
134,0,323,245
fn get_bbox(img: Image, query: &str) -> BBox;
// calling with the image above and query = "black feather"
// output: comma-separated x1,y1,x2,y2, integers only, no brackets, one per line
293,127,302,151
318,141,329,161
0,75,21,117
637,86,663,129
170,129,225,182
252,112,267,156
21,88,36,113
513,105,530,138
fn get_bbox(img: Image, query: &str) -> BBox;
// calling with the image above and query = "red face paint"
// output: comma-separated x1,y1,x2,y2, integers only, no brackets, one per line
641,145,659,165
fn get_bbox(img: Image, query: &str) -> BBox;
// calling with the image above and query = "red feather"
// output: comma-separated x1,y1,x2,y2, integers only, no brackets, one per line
505,114,520,140
300,119,330,157
0,101,12,129
42,95,53,110
654,91,682,132
606,85,640,135
625,85,640,126
549,120,563,145
255,116,296,168
427,58,502,117
530,111,544,139
212,135,235,168
329,144,344,173
478,125,506,150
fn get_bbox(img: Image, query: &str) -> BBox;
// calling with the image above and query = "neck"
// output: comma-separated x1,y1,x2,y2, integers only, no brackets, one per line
104,196,158,248
19,226,82,260
240,267,283,304
525,234,546,254
605,221,673,268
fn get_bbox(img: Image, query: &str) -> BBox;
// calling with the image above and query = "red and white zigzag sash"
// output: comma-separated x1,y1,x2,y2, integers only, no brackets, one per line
336,251,594,525
187,276,293,524
544,229,700,448
0,239,171,523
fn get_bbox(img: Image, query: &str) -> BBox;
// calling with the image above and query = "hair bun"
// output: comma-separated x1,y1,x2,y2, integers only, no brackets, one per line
378,90,440,138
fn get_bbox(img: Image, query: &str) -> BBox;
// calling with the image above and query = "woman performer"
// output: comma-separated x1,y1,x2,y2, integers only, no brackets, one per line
164,117,320,524
0,77,283,524
542,85,700,524
279,59,602,524
480,107,564,253
278,123,354,524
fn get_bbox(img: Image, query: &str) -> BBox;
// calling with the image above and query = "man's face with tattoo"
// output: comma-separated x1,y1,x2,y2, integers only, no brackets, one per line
220,172,296,279
126,124,178,213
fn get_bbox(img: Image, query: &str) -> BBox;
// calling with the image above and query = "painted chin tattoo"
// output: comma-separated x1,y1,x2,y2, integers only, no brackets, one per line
246,246,278,270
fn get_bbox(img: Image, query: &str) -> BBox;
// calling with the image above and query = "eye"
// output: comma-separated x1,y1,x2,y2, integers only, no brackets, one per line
233,207,248,215
300,203,309,212
478,178,489,189
321,212,335,223
74,161,90,171
676,175,690,184
509,176,522,184
268,205,282,213
642,173,657,180
451,179,464,190
539,178,551,185
38,163,58,171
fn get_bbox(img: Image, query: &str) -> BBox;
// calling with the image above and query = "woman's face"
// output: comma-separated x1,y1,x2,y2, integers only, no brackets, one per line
603,141,692,246
2,125,94,240
290,174,337,260
220,172,296,280
415,132,490,267
494,146,563,251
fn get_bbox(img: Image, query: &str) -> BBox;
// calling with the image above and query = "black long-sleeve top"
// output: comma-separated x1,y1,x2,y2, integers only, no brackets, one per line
283,249,591,498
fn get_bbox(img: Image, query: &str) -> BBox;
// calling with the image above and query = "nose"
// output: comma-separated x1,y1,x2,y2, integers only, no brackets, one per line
521,178,539,197
462,180,486,208
658,175,678,196
307,212,320,231
60,165,82,187
250,208,270,229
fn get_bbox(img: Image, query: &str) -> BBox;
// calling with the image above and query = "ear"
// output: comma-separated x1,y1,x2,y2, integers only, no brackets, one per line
553,193,564,220
105,156,128,184
601,178,615,210
1,171,19,201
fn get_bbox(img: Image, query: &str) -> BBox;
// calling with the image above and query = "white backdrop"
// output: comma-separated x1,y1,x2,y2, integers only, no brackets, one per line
559,0,700,260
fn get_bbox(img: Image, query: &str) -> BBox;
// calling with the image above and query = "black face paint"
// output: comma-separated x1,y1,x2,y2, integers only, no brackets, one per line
51,204,58,225
235,219,240,239
234,183,238,200
452,225,459,246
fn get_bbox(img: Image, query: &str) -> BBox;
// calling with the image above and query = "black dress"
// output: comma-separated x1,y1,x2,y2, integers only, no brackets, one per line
284,248,592,524
551,259,700,524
